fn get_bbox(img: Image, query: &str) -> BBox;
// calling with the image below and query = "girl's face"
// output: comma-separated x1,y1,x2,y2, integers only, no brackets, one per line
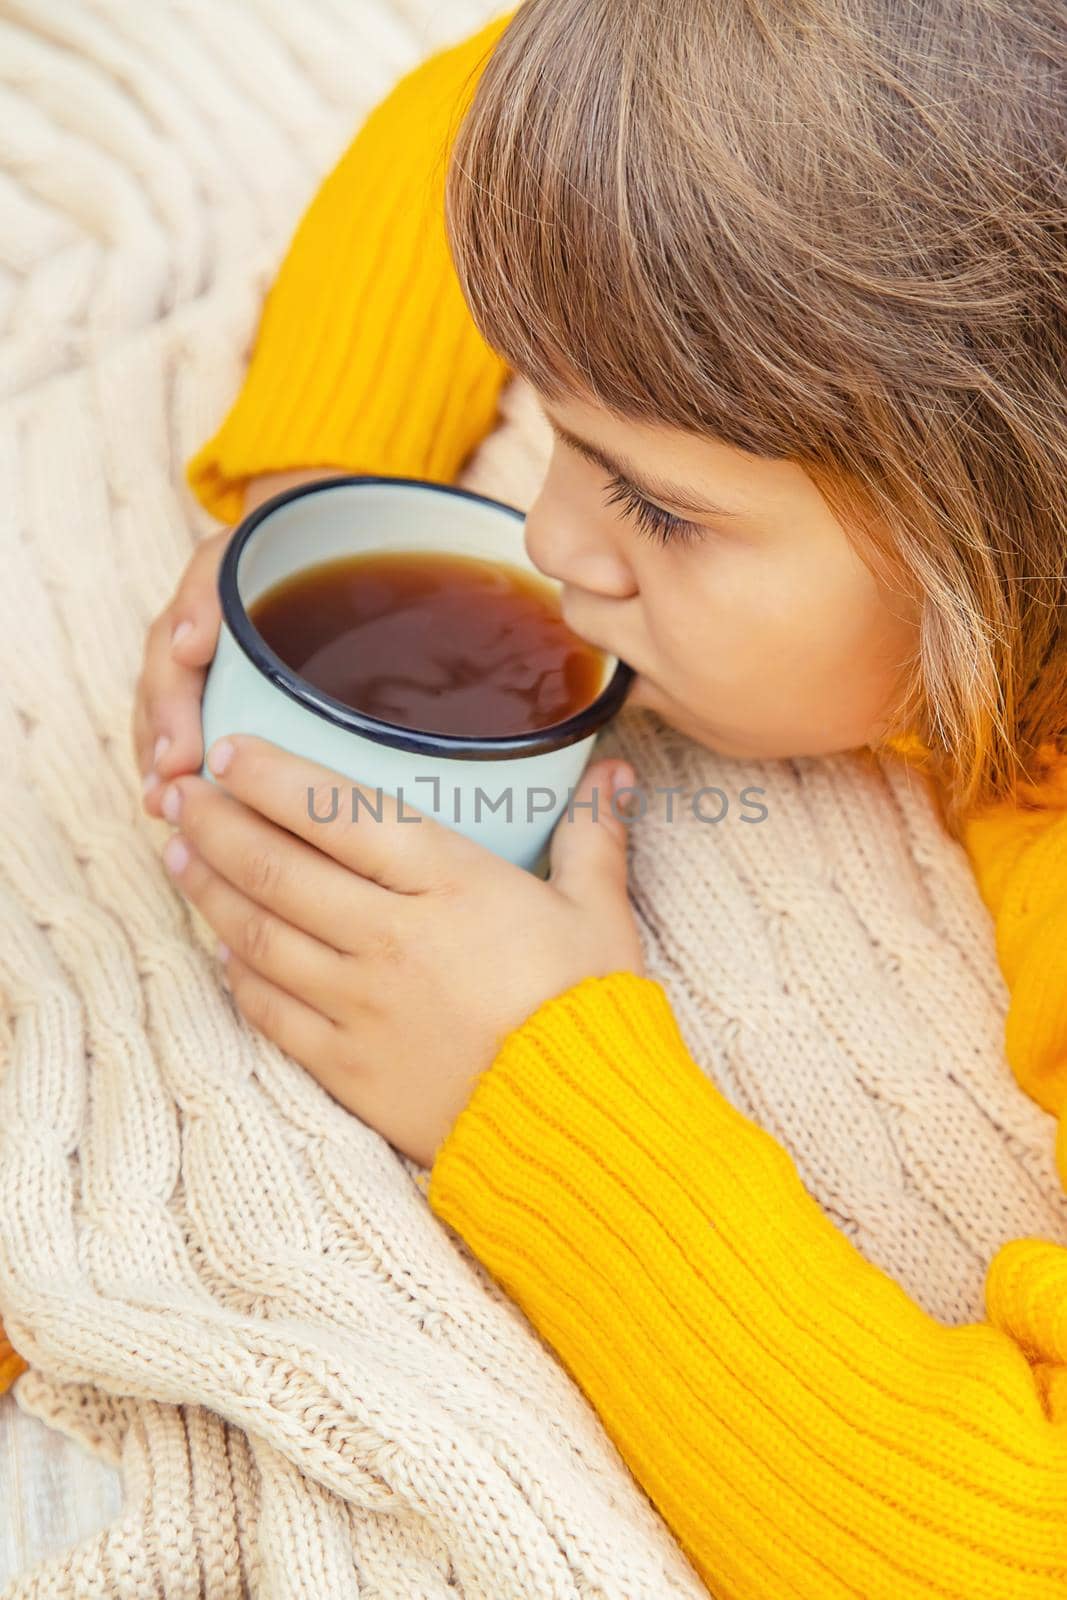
522,390,922,760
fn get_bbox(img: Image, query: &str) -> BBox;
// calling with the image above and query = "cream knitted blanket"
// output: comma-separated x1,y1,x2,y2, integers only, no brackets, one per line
2,2,1066,1595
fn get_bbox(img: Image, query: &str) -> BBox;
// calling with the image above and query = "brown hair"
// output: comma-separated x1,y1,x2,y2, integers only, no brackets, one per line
443,0,1066,836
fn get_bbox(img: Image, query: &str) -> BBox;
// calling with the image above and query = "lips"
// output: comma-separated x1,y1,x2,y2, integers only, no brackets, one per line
556,589,643,698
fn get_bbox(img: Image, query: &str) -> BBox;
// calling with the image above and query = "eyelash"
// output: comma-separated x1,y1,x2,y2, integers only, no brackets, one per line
601,475,705,547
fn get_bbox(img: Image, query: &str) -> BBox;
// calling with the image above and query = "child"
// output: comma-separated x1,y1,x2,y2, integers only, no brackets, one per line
123,3,1065,1594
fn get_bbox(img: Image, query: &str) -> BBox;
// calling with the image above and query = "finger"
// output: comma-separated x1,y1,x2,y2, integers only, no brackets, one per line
168,529,228,669
153,534,229,781
137,631,212,815
133,621,171,783
162,774,392,949
163,829,354,1023
219,949,342,1073
134,691,175,819
132,683,156,798
549,758,634,906
137,531,230,810
167,610,220,669
222,950,385,1129
203,733,483,893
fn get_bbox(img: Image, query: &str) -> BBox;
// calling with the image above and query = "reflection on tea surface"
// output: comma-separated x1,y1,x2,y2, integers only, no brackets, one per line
248,549,607,738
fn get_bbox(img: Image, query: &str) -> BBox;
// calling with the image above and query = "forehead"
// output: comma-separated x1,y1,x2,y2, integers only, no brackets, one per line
537,389,790,518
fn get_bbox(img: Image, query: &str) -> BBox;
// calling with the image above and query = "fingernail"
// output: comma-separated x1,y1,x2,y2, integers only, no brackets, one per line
154,734,171,768
161,783,182,823
163,835,190,875
216,940,230,965
171,620,193,649
142,771,160,797
612,764,635,794
207,738,234,776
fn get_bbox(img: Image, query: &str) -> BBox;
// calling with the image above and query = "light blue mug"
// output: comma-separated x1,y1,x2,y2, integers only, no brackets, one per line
200,475,634,874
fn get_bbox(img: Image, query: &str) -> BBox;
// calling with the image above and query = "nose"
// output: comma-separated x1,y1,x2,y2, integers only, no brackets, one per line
523,463,637,601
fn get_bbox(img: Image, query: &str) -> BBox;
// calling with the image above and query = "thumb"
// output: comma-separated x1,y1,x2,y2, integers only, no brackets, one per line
549,758,636,902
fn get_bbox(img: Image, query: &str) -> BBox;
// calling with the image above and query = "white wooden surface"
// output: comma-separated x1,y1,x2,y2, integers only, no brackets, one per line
0,1389,122,1587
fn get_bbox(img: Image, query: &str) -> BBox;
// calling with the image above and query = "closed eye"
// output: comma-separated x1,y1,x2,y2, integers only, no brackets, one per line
602,475,706,547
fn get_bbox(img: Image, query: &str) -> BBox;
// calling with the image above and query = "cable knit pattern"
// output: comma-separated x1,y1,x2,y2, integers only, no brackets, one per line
2,3,1066,1595
0,0,502,402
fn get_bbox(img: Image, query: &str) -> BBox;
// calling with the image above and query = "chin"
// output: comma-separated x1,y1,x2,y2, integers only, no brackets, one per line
625,676,735,755
623,672,656,710
627,674,694,727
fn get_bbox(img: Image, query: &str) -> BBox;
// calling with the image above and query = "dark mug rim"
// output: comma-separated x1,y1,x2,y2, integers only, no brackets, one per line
217,473,635,762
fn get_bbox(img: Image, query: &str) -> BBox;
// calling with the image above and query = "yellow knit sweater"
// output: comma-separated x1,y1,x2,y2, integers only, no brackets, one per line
8,13,1065,1597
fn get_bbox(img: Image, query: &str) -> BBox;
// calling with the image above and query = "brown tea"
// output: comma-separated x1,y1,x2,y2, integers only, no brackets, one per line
246,549,607,738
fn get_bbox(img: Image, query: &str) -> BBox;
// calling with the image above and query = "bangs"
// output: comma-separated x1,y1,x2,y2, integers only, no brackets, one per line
443,1,884,466
440,0,1067,821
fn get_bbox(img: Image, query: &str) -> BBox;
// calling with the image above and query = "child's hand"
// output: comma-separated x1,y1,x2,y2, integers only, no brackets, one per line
133,469,343,819
157,734,644,1168
133,527,231,818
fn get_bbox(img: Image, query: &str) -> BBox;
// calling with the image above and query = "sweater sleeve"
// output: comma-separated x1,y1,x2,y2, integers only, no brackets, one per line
185,10,517,525
427,778,1067,1600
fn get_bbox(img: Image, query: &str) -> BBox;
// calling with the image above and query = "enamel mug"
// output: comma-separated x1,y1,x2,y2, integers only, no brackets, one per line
200,475,633,874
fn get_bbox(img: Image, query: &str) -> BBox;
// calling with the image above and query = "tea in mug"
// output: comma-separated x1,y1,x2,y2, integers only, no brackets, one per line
246,549,607,738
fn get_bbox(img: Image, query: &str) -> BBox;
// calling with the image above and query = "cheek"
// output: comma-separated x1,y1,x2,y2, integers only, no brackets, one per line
636,551,917,730
729,549,911,673
636,555,758,689
745,561,921,744
803,567,920,684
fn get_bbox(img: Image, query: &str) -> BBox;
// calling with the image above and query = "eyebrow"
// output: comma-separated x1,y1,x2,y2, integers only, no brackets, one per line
541,409,741,519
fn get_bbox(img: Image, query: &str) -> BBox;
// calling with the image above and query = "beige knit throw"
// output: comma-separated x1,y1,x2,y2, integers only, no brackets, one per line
3,2,1067,1594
